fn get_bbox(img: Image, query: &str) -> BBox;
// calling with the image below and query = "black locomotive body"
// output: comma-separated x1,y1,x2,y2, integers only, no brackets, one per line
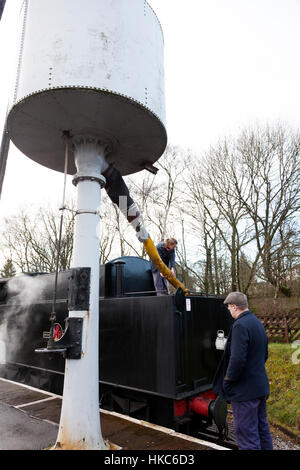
0,256,232,437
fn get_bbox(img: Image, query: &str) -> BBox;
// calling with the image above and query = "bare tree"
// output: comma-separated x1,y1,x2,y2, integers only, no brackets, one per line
233,124,300,296
98,196,120,264
129,145,187,242
1,204,75,273
185,149,254,293
173,210,199,291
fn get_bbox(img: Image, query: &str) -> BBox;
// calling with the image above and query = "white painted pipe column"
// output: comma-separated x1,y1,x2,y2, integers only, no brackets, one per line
54,137,109,450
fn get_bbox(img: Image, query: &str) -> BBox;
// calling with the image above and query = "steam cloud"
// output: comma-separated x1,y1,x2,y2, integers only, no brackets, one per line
0,275,50,364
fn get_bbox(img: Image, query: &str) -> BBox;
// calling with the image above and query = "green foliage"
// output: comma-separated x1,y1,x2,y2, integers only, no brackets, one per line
279,285,292,297
266,343,300,434
0,258,16,278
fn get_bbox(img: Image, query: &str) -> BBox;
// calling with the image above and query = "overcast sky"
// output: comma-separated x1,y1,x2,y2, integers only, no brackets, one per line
1,0,300,220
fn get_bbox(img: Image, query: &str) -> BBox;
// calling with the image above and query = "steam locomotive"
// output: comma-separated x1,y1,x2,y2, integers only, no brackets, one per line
0,256,232,439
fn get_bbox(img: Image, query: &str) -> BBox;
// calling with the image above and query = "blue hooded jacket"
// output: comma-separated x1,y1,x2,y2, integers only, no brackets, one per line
150,241,176,272
213,310,270,402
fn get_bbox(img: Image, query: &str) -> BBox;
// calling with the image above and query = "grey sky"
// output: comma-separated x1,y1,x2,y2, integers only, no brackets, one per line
1,0,300,217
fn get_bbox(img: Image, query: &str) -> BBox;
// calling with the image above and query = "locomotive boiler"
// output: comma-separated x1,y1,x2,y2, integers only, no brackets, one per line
0,255,232,439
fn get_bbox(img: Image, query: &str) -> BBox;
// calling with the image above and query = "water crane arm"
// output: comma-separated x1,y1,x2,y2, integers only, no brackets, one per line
103,165,188,294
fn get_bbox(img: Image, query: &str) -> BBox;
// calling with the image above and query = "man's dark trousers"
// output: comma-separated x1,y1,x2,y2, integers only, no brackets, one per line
231,398,273,450
152,270,168,295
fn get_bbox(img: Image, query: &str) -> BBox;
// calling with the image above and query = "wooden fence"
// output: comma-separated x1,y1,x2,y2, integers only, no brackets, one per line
257,309,300,344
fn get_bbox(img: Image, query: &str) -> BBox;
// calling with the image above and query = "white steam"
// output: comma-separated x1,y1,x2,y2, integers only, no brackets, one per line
0,275,50,364
0,323,6,364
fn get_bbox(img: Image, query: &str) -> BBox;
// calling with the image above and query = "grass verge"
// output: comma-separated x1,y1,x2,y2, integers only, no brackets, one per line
266,343,300,436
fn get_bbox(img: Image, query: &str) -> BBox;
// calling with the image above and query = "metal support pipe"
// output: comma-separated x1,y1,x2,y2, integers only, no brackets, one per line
54,136,109,450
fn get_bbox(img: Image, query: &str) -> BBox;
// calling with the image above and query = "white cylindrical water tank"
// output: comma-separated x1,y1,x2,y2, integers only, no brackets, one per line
7,0,167,175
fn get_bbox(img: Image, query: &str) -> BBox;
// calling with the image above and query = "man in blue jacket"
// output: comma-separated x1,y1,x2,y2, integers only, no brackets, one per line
213,292,273,450
150,238,177,295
